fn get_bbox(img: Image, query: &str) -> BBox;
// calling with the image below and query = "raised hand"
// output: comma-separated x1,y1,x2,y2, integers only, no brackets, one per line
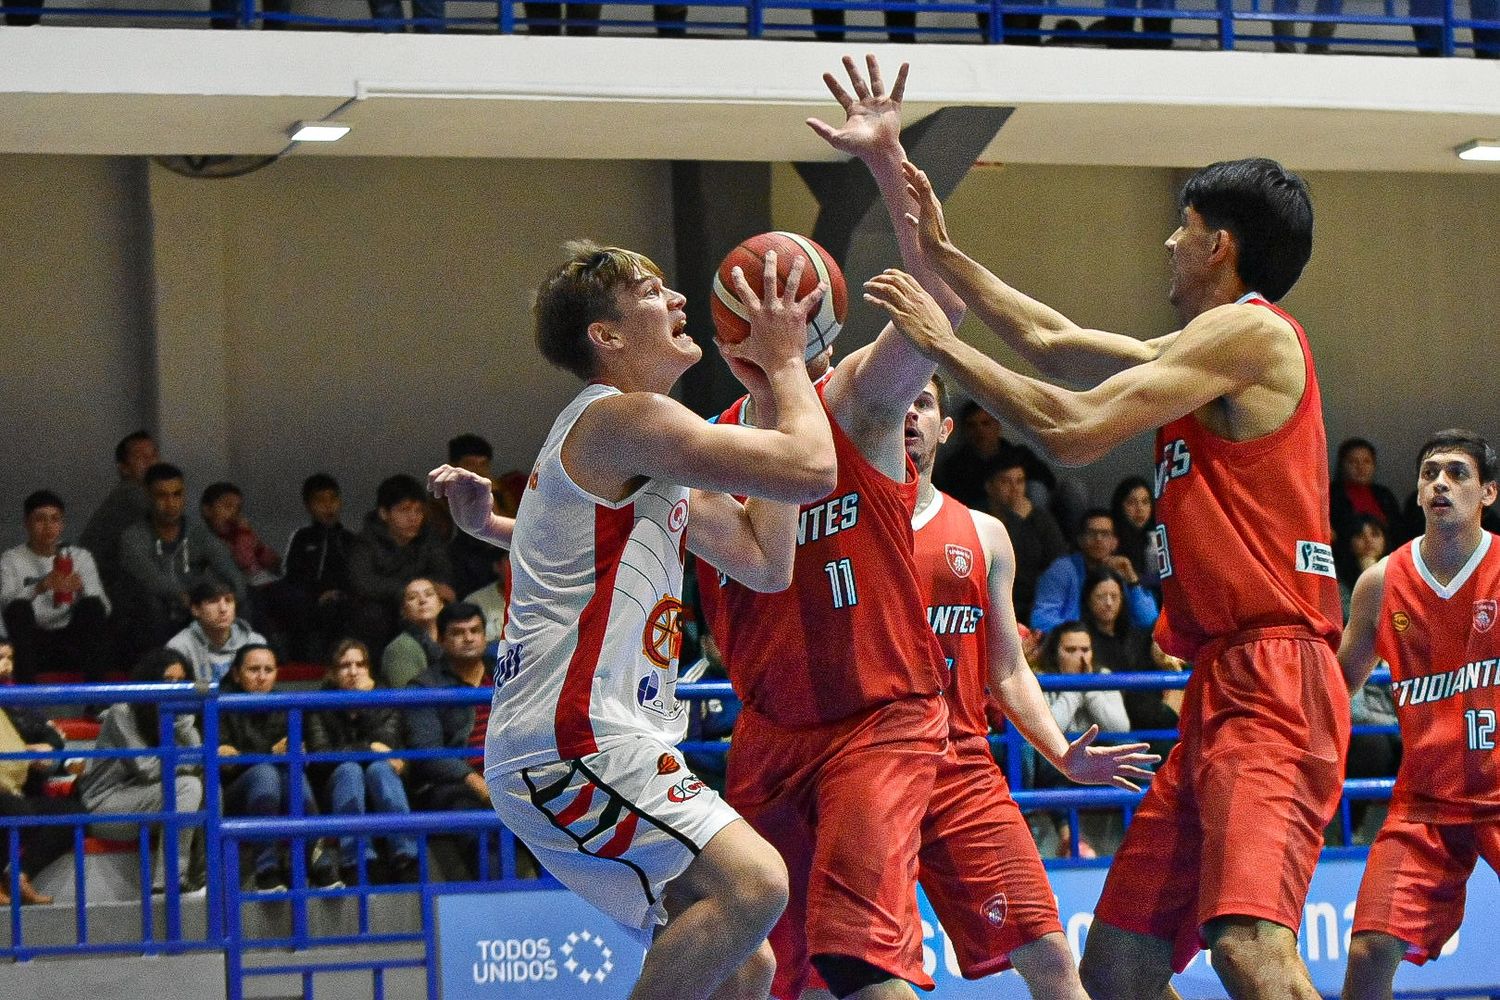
862,267,955,359
722,250,826,375
806,54,909,160
901,160,954,256
427,464,497,537
1059,725,1160,791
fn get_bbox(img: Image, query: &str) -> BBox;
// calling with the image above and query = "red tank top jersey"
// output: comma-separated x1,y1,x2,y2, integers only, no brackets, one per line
1151,297,1342,661
1375,533,1500,823
912,491,990,744
697,378,948,727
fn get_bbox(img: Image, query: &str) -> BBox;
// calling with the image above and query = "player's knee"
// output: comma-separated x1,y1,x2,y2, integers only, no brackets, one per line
1079,926,1167,1000
1205,919,1297,985
726,852,789,936
721,941,777,1000
1012,931,1081,988
808,953,895,999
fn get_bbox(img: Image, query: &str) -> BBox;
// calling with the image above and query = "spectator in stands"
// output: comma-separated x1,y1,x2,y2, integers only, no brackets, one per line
76,648,206,893
283,473,356,662
0,641,67,905
403,603,491,815
1031,509,1159,635
983,459,1067,624
1095,0,1173,48
1,490,113,683
118,464,246,650
1269,0,1339,52
437,434,505,599
201,481,290,642
1335,513,1389,616
1109,475,1160,591
348,474,454,650
523,0,600,34
936,400,1057,512
1080,568,1183,758
167,579,266,685
305,640,420,885
1330,437,1403,549
79,430,159,601
464,554,509,644
380,577,445,690
218,644,339,892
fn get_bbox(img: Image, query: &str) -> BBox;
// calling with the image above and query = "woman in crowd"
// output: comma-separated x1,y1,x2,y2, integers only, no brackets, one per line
1329,437,1403,546
1335,513,1388,615
219,643,339,892
1109,475,1159,592
379,577,444,689
0,641,66,905
76,647,206,893
1079,568,1183,757
306,639,420,885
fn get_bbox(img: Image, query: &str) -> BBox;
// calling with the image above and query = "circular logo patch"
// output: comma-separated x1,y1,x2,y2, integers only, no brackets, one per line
1392,611,1411,632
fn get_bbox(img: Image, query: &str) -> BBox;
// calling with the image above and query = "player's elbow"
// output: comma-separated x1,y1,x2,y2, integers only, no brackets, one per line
1038,420,1110,468
783,449,837,504
741,558,795,594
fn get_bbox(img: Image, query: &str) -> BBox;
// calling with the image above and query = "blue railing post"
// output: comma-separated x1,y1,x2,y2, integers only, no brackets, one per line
160,703,182,945
239,0,254,28
498,0,514,33
202,684,224,941
1442,0,1456,55
1218,0,1237,49
747,0,764,39
988,0,1004,42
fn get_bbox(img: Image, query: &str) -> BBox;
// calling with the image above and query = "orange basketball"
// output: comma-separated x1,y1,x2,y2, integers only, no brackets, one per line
710,231,848,361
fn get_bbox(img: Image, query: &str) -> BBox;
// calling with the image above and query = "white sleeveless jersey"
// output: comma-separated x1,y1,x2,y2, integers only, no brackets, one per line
485,383,692,774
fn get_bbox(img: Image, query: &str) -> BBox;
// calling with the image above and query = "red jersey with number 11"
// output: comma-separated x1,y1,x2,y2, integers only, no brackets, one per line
696,379,947,728
912,491,990,746
1376,533,1500,823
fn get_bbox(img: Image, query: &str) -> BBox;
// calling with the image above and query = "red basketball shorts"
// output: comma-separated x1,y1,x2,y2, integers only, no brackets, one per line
726,695,948,999
1092,627,1349,971
919,736,1063,978
1353,814,1500,964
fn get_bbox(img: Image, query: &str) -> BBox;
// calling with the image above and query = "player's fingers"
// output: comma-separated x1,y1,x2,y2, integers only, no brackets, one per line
729,265,758,310
822,72,854,110
761,249,779,302
1118,765,1157,779
797,280,828,316
1074,724,1100,748
843,55,871,100
783,254,807,306
806,117,839,143
1111,741,1154,754
1112,776,1143,793
890,62,909,103
866,53,883,97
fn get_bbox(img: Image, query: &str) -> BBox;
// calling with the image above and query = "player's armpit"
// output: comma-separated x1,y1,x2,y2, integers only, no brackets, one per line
1340,558,1390,695
565,392,835,505
685,490,798,593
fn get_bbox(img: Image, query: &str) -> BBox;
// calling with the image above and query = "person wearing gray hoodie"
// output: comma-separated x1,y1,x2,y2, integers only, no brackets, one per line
166,579,266,685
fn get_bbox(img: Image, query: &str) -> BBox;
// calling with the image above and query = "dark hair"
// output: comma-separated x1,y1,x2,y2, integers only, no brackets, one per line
1080,507,1114,532
200,481,241,508
1039,621,1092,674
23,490,64,516
302,473,340,503
1179,158,1312,302
129,648,191,744
1080,568,1129,631
927,374,950,421
376,474,425,511
958,400,985,424
188,578,236,607
230,643,276,675
534,240,664,380
114,430,153,465
1109,476,1154,527
1417,428,1497,484
1334,437,1378,482
437,601,487,636
144,462,184,488
448,434,494,464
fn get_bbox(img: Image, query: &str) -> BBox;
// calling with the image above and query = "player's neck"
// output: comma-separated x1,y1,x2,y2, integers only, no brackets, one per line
915,475,936,516
1419,521,1486,584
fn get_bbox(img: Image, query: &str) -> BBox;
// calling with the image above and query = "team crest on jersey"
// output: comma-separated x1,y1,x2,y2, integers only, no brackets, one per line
980,893,1008,928
945,544,974,578
642,596,684,668
1392,611,1411,633
656,753,681,776
1475,600,1497,634
668,499,689,534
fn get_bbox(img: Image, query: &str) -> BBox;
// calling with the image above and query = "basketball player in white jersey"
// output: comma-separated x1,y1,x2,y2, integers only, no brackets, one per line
430,243,835,1000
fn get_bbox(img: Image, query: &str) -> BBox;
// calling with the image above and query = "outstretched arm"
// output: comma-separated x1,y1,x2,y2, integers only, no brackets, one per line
864,269,1275,467
1339,558,1388,695
903,161,1175,385
427,467,516,549
809,55,964,433
974,511,1157,790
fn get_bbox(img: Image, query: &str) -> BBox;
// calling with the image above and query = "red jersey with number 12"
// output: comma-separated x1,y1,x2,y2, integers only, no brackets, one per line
1151,297,1342,661
912,491,990,747
1376,533,1500,823
697,378,947,727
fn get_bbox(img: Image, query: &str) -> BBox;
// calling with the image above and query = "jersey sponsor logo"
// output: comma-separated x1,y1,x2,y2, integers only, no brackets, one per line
1295,540,1336,578
945,544,974,578
636,671,684,722
495,643,523,690
981,893,1008,928
797,491,859,546
927,604,984,636
668,498,689,534
666,777,705,803
1392,611,1411,632
642,595,684,668
1392,658,1500,708
1154,438,1191,498
656,753,681,776
1476,600,1497,634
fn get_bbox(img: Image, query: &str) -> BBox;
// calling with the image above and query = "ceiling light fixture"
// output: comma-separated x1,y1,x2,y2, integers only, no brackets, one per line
289,121,351,143
1456,139,1500,162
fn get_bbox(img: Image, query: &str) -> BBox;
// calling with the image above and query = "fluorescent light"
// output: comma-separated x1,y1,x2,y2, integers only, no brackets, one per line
1456,140,1500,162
289,121,351,143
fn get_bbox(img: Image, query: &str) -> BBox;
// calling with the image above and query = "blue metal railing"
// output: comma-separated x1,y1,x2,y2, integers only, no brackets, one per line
1,669,1405,995
0,0,1496,56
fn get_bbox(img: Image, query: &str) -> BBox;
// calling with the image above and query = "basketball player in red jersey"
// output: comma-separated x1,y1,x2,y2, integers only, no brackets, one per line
1339,430,1500,1000
864,158,1343,1000
906,374,1156,998
699,55,971,1000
